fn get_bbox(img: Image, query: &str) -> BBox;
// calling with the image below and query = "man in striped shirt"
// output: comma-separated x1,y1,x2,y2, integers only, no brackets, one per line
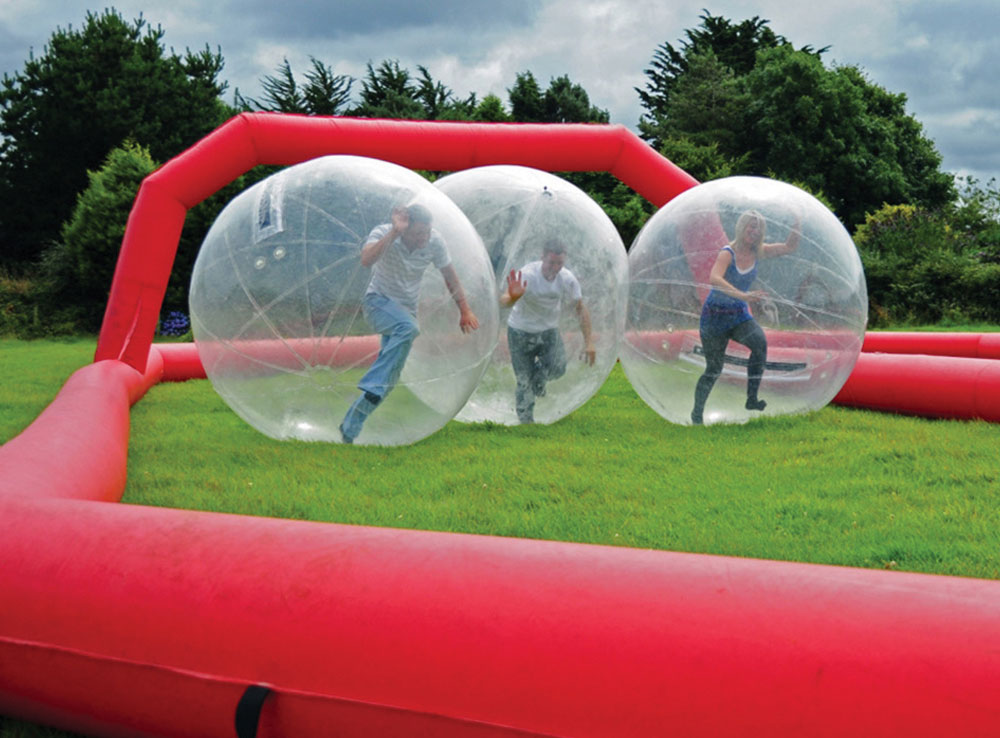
339,204,479,443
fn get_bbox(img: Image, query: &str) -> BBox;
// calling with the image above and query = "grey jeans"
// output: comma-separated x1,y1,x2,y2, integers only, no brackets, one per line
508,325,567,423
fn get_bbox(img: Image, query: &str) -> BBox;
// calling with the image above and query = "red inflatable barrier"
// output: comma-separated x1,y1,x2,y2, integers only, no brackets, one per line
4,116,1000,737
834,350,1000,421
3,488,1000,737
0,354,160,502
95,114,698,375
195,335,383,379
863,331,1000,359
154,341,207,382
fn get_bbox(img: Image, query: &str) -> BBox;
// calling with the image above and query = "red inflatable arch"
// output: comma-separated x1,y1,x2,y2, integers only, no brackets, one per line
3,115,1000,737
95,113,697,374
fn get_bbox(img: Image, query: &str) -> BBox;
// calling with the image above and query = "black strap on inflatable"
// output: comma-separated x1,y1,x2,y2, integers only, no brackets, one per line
692,344,807,372
235,684,272,738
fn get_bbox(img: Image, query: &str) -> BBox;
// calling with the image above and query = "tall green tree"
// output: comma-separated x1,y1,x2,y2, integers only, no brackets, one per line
414,66,478,120
648,49,751,180
346,59,486,120
542,75,609,123
508,71,608,124
638,13,953,226
637,11,811,150
0,9,230,270
743,46,954,225
508,71,545,122
351,59,425,119
235,57,354,116
302,58,355,116
472,94,512,122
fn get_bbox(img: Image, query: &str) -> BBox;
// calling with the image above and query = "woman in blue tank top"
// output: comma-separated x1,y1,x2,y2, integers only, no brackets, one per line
691,209,800,425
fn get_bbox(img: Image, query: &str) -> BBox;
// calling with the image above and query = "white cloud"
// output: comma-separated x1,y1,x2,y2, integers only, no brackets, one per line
904,33,932,51
1,0,997,183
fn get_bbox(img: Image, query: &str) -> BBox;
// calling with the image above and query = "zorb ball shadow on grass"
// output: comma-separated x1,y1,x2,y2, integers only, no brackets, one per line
621,176,867,426
189,155,498,446
435,165,628,425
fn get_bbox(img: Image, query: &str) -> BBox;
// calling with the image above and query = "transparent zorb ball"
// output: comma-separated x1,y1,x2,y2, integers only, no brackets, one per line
621,176,867,425
436,166,627,425
190,155,498,445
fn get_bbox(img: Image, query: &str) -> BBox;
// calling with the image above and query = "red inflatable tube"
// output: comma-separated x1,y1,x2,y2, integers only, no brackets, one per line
2,493,1000,738
154,342,207,382
156,336,385,381
96,114,698,374
833,351,1000,421
626,328,864,358
0,353,160,502
863,331,1000,359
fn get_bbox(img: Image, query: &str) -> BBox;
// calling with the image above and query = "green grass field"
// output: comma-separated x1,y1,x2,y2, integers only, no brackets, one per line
2,335,1000,736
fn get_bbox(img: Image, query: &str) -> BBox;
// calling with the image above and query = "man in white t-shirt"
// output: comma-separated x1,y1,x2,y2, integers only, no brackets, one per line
500,240,594,424
339,204,479,443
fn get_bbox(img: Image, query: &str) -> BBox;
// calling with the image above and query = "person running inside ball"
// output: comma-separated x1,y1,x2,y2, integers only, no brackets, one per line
501,240,595,425
339,204,479,443
690,209,800,425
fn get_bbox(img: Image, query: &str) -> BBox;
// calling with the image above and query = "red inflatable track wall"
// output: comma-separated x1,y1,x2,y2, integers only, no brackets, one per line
835,351,1000,421
862,330,1000,359
0,354,161,502
2,341,1000,736
3,115,1000,736
831,331,1000,421
95,114,698,374
3,484,999,737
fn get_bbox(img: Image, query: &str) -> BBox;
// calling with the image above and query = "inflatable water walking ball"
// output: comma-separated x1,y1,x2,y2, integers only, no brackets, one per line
189,155,498,445
435,165,628,425
621,176,867,426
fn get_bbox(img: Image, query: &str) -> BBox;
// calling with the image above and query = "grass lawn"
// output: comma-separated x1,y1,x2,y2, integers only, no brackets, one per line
2,335,1000,736
4,336,998,577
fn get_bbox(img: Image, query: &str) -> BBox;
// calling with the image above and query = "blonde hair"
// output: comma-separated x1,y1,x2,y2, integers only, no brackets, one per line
733,210,765,252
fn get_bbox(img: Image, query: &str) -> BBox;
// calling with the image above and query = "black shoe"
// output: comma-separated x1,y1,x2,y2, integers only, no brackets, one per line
338,423,354,444
690,410,703,425
745,398,767,412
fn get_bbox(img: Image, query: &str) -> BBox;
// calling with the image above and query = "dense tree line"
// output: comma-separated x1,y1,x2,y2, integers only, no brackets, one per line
1,7,997,336
635,12,954,227
0,10,231,268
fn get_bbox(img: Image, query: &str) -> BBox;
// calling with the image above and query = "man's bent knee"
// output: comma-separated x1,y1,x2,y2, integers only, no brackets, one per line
392,320,420,341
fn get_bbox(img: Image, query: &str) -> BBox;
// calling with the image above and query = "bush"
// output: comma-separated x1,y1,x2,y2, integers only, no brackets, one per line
587,181,654,248
852,203,989,325
853,204,963,262
0,270,81,337
31,141,268,335
957,262,1000,322
0,270,37,336
39,140,156,332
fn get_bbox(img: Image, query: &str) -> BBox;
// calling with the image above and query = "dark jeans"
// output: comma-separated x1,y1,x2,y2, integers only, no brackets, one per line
508,326,567,423
692,319,767,420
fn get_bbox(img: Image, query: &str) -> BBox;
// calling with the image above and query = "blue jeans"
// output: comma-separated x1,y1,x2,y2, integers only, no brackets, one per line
508,326,567,424
340,293,419,441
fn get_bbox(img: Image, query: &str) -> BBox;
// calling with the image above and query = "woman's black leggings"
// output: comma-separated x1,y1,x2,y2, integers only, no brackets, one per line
692,319,768,416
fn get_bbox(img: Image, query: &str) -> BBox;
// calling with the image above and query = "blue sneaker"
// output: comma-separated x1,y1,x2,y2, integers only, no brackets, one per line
340,392,379,443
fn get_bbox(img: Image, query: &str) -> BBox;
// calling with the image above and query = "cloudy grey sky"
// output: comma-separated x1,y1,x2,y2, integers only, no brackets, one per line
2,1,997,188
